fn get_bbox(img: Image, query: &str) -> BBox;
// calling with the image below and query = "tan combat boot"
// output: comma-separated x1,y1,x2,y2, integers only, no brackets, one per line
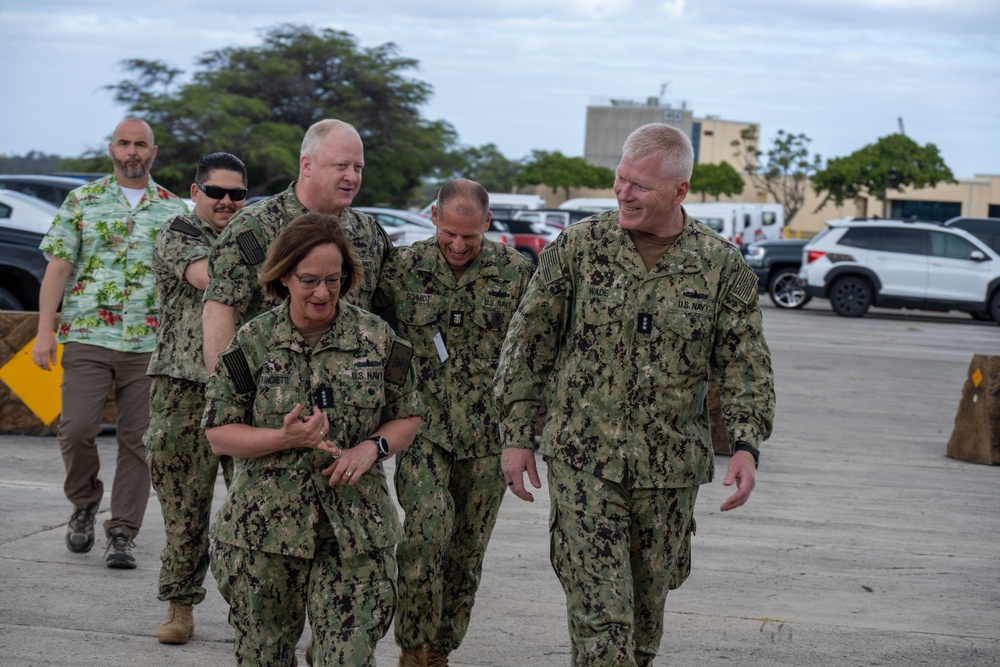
426,646,449,667
157,602,194,644
398,645,427,667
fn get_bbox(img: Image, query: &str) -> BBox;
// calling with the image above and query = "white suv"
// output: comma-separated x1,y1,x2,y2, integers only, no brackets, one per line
799,219,1000,322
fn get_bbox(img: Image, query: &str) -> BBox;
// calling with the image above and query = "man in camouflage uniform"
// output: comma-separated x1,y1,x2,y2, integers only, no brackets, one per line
32,117,188,569
495,123,775,666
202,118,391,374
373,180,534,667
144,152,247,645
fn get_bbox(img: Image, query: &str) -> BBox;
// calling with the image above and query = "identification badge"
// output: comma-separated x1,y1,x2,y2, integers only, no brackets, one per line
314,385,334,409
637,313,653,334
433,331,449,363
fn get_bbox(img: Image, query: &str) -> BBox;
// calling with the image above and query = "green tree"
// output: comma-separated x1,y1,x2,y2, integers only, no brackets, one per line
731,127,822,225
689,161,744,201
812,134,956,217
448,143,522,193
103,24,459,206
515,151,614,200
0,151,63,174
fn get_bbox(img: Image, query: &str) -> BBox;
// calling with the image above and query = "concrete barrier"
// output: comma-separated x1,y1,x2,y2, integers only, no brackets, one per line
0,311,115,434
946,354,1000,465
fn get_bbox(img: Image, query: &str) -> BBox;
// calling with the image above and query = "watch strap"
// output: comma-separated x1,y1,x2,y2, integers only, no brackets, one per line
733,442,759,468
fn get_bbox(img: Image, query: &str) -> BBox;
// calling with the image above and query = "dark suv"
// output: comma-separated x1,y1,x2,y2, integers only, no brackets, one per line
943,217,1000,254
743,239,811,308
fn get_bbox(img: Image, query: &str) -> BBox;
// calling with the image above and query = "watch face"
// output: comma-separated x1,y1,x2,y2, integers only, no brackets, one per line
376,436,390,458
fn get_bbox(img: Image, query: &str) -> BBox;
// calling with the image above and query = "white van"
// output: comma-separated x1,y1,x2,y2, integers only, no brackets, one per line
684,202,786,248
558,197,618,213
420,193,546,217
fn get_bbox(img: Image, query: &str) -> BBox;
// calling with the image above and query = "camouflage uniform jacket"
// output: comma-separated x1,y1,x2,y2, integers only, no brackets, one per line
40,174,188,352
494,210,775,489
204,182,392,322
203,301,424,558
373,238,533,459
147,213,219,383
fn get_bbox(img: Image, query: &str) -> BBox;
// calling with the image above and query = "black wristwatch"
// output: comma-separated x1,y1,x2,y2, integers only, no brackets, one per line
733,442,759,469
368,435,391,461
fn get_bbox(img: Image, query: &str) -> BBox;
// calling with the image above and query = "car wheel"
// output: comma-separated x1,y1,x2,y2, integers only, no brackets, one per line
518,248,538,265
768,268,811,309
0,286,25,311
989,291,1000,325
829,276,872,317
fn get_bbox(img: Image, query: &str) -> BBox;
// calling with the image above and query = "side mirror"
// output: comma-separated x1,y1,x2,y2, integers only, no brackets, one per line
970,250,987,262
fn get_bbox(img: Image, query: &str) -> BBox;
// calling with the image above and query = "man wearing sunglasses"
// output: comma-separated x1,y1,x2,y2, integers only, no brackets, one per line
144,152,248,646
202,118,391,375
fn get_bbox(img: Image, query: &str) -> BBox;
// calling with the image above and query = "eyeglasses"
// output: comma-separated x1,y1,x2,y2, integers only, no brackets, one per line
293,273,345,291
195,183,248,201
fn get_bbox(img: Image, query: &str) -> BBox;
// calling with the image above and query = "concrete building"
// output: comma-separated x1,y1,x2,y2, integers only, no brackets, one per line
528,96,1000,236
583,96,754,171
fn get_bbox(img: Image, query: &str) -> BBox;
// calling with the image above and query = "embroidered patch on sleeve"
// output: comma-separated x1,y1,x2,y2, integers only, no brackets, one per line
539,246,563,286
731,264,759,306
236,231,266,266
221,348,255,394
169,218,201,237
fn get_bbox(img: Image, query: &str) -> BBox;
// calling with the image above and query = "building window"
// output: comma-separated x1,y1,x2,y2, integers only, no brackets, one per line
890,200,961,223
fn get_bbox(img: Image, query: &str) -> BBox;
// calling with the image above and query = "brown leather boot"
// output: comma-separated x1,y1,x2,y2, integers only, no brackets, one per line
157,602,194,644
398,646,427,667
426,646,450,667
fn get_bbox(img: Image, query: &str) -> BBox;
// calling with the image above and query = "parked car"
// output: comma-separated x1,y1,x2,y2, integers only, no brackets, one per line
800,218,1000,322
0,189,54,310
743,239,811,309
355,207,436,246
0,174,89,207
943,216,1000,254
496,217,556,264
486,219,515,248
513,208,591,230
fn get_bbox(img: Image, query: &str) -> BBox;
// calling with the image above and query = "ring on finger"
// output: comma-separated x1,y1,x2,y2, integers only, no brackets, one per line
345,471,353,477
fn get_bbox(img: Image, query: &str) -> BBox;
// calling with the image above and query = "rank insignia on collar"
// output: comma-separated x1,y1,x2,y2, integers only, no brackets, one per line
450,311,464,326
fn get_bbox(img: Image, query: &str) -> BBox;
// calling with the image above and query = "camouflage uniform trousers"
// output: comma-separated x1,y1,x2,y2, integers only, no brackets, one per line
144,375,233,605
210,516,397,667
547,457,698,667
393,435,506,652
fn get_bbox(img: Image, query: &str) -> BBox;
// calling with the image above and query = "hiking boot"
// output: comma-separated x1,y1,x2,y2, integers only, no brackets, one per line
104,528,136,569
426,646,449,667
66,503,96,553
398,646,426,667
157,602,194,644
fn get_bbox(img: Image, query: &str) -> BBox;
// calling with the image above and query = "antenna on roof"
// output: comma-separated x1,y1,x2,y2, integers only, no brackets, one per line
898,117,905,135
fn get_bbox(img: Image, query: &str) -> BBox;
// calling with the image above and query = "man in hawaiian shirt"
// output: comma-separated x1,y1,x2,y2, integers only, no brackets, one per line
32,117,188,569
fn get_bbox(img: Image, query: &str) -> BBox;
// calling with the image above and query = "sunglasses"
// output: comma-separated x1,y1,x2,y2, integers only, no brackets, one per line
196,183,248,201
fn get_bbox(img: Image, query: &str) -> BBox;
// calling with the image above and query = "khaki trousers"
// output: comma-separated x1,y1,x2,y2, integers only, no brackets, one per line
58,341,152,539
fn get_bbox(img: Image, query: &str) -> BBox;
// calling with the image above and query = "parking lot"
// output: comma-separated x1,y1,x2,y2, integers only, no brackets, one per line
0,300,998,666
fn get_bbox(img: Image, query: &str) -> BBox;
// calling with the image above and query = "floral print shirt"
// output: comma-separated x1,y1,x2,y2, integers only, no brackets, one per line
40,174,188,353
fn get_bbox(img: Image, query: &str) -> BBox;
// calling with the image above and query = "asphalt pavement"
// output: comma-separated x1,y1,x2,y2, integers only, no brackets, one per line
1,299,998,666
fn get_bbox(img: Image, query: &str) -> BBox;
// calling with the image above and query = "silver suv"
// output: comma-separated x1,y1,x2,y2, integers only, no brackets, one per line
799,218,1000,323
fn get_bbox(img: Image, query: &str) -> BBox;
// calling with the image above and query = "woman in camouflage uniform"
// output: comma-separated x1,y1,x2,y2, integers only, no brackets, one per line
204,213,423,666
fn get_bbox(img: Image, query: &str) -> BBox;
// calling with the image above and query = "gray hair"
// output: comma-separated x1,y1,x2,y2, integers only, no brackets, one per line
621,123,694,182
300,119,360,158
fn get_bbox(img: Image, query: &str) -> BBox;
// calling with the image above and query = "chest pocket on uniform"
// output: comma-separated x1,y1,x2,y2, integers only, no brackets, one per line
396,301,441,358
652,311,713,375
253,373,299,425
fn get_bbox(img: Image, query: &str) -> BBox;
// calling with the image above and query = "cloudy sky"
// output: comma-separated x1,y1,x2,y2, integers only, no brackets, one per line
1,1,997,179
